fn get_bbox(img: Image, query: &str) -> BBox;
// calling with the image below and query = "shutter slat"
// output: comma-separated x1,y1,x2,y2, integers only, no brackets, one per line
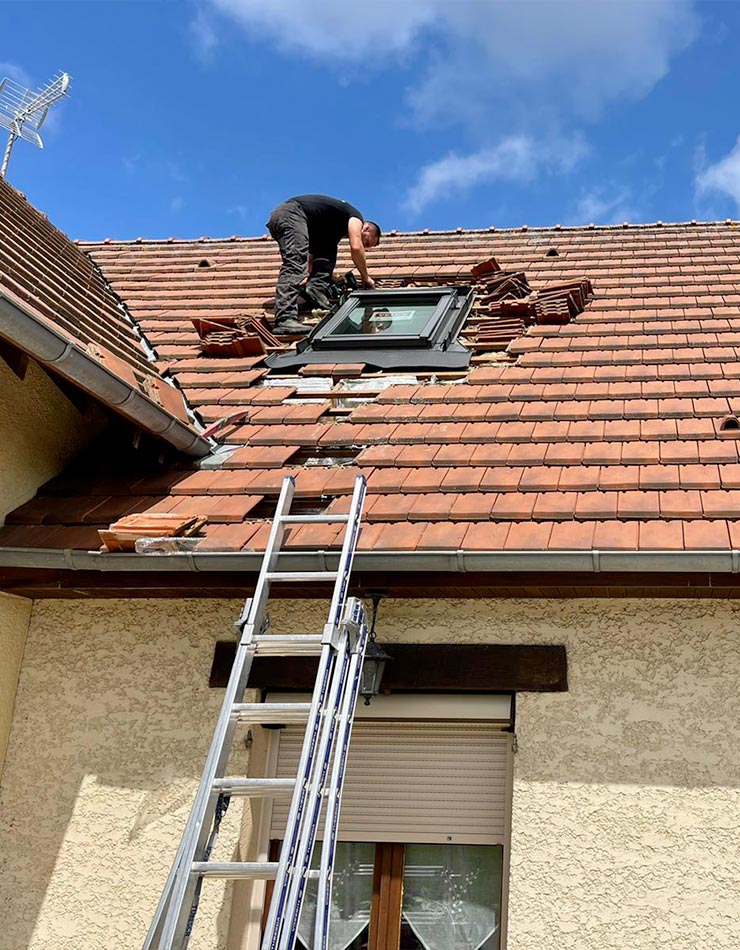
270,721,511,845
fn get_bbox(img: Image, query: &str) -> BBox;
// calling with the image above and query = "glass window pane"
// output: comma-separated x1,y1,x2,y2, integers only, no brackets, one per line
400,844,502,950
329,299,439,337
296,841,374,950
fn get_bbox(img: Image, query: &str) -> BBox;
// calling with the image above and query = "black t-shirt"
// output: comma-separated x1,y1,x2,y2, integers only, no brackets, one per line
291,194,364,255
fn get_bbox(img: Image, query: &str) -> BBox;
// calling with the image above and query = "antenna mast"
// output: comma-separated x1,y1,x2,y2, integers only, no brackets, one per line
0,71,70,178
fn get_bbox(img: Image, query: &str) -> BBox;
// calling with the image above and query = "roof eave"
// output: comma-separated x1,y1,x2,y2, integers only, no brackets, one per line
0,290,211,458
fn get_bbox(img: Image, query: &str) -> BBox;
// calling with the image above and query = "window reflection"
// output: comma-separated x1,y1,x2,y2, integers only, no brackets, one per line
329,300,438,337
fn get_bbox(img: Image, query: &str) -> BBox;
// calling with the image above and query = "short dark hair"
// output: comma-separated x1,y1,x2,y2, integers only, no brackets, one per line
366,221,381,244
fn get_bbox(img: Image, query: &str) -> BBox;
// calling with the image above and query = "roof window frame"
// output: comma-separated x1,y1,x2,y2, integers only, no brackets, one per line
267,285,474,372
309,287,459,351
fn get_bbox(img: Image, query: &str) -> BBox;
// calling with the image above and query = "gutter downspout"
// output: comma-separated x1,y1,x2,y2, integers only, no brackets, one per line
0,291,212,458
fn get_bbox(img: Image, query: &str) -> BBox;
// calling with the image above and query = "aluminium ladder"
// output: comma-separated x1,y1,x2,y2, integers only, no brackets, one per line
144,474,369,950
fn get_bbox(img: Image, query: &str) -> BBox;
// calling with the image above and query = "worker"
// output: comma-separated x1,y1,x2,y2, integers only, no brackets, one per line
267,194,381,335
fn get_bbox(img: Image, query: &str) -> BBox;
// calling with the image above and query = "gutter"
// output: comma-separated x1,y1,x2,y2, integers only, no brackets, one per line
0,291,211,458
1,547,739,574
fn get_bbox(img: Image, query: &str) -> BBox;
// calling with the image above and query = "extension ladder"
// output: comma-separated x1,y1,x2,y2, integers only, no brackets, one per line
144,474,369,950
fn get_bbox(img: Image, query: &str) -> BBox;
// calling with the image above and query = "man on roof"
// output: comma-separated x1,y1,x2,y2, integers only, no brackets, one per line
267,194,381,335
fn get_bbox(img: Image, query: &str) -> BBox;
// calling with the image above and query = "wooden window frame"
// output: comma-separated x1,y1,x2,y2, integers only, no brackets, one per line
264,839,505,950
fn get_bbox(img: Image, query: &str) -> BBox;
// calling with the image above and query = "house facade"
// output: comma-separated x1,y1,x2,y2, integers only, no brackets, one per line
1,177,740,949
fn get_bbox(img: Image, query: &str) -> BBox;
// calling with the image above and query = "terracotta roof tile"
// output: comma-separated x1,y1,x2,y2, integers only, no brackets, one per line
224,445,301,469
682,519,731,549
363,522,426,550
416,522,468,550
593,520,639,549
13,221,740,557
549,520,596,549
659,490,703,518
532,492,577,520
195,522,263,552
638,520,685,550
575,492,617,520
700,491,740,519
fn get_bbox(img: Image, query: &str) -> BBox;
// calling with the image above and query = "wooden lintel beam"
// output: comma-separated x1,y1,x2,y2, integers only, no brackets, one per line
209,641,568,693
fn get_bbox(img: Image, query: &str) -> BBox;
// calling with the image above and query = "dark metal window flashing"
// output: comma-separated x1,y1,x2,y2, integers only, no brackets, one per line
266,286,474,373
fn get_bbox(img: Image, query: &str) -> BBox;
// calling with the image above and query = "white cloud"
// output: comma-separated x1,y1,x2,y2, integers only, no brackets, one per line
198,0,699,215
203,0,698,123
696,136,740,209
206,0,440,59
191,5,219,61
405,135,588,213
569,185,641,226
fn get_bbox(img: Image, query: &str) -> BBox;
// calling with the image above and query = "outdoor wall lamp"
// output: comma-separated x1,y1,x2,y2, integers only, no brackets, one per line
360,595,392,706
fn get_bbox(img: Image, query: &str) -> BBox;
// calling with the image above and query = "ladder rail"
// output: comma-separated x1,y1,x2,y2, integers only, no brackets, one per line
314,601,369,950
326,477,366,631
147,478,298,949
260,640,337,950
278,630,354,949
261,480,366,950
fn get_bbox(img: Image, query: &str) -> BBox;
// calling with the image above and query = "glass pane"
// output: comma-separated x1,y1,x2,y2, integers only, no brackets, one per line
329,299,439,337
400,844,502,950
296,841,374,950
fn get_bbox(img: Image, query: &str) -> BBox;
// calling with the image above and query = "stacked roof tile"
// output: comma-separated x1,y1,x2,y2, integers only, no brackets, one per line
4,219,740,554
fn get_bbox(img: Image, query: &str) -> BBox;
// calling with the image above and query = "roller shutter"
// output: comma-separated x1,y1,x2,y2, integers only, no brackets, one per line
269,721,512,846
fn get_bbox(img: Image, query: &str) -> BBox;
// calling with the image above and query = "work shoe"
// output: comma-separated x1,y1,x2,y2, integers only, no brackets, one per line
273,317,310,335
305,286,334,311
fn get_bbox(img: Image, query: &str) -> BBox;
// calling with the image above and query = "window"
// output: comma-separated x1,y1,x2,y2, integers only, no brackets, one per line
260,695,513,950
265,288,474,372
272,840,503,950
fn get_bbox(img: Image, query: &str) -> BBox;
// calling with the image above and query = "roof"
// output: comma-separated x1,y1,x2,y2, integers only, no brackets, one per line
0,178,209,456
5,218,740,568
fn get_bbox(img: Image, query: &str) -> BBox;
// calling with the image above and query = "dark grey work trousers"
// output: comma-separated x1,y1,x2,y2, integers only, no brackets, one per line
267,200,336,323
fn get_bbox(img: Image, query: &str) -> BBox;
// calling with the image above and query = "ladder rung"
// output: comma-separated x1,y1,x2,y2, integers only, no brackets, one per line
193,861,279,880
280,514,350,524
232,702,312,724
265,571,338,582
252,634,324,656
213,777,295,796
192,863,321,880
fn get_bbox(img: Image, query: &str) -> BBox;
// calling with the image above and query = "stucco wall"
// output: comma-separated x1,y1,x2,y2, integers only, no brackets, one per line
0,357,106,520
1,597,740,949
0,591,32,781
0,600,250,950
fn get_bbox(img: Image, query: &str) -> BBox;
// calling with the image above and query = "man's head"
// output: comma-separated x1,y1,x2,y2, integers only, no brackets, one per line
361,221,381,248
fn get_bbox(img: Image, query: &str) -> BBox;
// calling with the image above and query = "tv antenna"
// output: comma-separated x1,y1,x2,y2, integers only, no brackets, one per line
0,71,70,178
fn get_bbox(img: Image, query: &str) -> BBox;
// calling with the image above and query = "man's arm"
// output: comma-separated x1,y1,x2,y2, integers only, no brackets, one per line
347,217,375,288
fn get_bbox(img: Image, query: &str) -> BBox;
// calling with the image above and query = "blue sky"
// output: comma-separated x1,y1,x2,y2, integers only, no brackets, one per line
5,0,740,240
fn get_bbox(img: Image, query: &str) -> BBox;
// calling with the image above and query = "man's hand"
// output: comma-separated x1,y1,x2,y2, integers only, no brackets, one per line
362,276,376,289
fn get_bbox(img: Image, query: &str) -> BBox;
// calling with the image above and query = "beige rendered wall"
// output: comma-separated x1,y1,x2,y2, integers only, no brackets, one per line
1,597,740,950
0,356,106,520
0,591,32,782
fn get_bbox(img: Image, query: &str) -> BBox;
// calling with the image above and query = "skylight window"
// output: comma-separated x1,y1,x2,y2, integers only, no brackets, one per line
266,287,474,372
326,296,441,340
